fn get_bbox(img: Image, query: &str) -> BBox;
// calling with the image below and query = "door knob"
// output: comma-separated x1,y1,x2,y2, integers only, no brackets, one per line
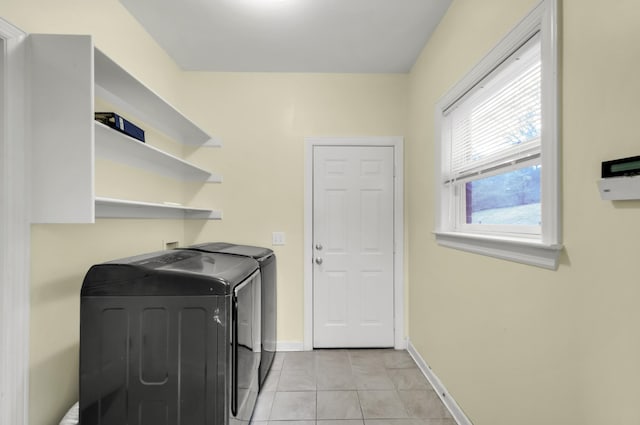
315,257,323,265
315,243,323,250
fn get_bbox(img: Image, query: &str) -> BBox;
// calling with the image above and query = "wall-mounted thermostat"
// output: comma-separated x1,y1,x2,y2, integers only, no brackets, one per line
598,155,640,200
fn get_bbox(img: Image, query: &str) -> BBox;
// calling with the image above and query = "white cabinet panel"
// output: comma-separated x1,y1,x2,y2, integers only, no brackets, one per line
29,34,94,223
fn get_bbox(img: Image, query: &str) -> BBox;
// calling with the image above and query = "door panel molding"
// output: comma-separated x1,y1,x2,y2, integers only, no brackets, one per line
304,136,404,351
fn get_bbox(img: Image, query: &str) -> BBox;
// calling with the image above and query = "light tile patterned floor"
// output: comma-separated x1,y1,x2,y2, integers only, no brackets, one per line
251,349,456,425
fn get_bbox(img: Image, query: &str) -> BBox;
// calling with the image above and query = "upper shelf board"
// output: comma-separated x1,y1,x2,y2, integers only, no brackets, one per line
94,48,221,147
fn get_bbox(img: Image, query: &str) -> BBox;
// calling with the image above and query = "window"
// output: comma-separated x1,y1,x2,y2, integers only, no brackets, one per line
447,34,542,235
435,0,562,269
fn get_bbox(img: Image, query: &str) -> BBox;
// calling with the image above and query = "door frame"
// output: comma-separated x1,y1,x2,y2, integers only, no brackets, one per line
0,18,30,425
304,136,404,351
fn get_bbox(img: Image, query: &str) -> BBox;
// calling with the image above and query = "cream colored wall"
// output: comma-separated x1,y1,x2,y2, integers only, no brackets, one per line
2,2,408,424
564,1,640,422
10,0,639,423
407,1,640,425
179,72,408,342
1,0,182,103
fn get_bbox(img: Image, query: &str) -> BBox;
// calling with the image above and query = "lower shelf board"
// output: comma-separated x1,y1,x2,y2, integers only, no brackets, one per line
95,197,222,220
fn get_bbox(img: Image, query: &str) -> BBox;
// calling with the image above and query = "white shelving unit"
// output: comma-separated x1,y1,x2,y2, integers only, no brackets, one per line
93,49,222,148
29,34,222,223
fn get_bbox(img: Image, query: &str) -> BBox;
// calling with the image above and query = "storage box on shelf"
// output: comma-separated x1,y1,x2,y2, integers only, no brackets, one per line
29,34,222,223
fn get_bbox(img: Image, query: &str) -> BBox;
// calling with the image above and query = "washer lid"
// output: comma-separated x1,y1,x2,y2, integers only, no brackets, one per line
81,250,258,296
188,242,273,260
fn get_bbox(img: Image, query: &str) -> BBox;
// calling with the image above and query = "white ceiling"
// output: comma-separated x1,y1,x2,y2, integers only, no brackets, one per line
119,0,452,73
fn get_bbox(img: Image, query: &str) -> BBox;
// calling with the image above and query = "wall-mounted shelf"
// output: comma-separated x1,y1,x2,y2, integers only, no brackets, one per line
95,197,222,220
94,49,221,147
95,122,222,182
29,34,223,223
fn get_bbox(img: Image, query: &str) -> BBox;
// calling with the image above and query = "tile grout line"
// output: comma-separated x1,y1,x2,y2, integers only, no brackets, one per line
348,350,367,424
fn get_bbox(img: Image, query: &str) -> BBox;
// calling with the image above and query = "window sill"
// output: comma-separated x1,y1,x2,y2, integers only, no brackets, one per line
434,231,563,270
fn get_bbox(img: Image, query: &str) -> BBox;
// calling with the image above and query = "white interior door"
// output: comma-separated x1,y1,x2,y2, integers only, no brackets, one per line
313,145,394,348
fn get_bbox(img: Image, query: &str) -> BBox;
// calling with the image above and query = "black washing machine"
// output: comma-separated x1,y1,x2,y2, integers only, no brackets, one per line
79,249,261,425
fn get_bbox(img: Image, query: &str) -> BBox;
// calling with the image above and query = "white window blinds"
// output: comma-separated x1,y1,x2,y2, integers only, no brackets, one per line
445,34,542,182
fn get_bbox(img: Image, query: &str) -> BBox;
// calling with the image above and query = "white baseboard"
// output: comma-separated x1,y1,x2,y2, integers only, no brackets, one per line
407,340,473,425
276,341,305,352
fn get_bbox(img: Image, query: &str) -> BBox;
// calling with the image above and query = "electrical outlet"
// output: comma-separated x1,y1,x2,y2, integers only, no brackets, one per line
272,232,286,246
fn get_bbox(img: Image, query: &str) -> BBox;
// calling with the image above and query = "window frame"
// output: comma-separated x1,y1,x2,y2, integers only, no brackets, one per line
434,0,562,270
